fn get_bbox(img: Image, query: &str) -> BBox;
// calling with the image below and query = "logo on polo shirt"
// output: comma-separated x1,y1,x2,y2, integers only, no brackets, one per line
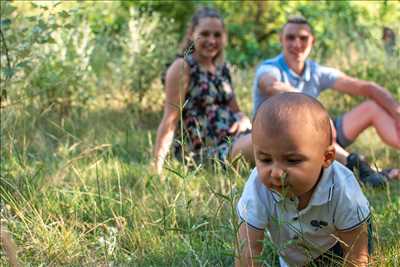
310,220,328,229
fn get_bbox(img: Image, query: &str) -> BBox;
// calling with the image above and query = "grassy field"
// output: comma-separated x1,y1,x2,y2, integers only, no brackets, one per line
1,66,399,266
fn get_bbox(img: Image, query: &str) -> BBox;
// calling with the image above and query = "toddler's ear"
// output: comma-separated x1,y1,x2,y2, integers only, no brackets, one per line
322,144,336,168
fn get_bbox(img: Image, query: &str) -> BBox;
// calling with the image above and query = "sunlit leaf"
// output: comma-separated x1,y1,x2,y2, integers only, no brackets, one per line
0,89,6,99
16,60,31,68
1,2,16,17
59,10,70,19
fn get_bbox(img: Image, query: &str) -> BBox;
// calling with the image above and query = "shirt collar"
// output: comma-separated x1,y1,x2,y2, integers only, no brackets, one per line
308,164,335,206
278,53,311,82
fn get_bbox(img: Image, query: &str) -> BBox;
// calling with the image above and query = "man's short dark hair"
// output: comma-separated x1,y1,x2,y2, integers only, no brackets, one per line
282,15,314,34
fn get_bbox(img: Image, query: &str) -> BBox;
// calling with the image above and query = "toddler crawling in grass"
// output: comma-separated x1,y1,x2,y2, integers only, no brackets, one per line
236,93,371,267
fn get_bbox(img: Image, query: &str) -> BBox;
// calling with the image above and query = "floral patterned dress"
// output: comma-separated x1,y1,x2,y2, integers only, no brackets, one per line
173,55,243,164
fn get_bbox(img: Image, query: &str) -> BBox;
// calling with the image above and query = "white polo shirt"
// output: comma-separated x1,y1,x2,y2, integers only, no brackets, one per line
237,161,370,267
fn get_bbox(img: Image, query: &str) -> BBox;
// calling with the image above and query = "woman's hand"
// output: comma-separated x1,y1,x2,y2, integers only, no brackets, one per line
149,158,166,181
151,155,165,175
229,112,252,135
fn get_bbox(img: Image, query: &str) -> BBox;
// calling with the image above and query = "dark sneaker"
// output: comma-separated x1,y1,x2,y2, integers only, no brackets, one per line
380,168,400,181
346,153,388,188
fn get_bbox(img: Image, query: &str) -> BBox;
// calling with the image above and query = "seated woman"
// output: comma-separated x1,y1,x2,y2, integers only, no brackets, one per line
153,7,253,174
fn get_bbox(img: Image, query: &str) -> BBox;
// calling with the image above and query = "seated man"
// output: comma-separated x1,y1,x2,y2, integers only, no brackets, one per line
249,16,400,186
236,93,371,267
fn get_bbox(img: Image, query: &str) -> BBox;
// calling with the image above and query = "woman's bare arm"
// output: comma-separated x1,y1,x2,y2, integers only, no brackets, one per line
153,58,190,174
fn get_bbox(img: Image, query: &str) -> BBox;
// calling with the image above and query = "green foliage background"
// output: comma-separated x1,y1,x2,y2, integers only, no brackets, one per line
132,0,400,66
1,1,399,266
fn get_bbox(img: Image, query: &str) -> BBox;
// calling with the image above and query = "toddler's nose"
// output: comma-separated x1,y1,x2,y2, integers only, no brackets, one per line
271,165,283,177
270,165,287,186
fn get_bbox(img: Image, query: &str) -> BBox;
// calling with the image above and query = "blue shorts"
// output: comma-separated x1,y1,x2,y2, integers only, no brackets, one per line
333,116,353,148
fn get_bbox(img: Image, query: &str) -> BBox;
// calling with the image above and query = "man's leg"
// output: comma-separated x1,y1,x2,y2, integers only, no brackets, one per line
230,133,254,165
333,113,388,187
334,144,350,164
329,119,351,164
341,101,400,149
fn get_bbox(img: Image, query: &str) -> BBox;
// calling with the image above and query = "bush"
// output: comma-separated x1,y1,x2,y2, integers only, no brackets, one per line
0,2,178,114
0,2,95,113
114,7,178,101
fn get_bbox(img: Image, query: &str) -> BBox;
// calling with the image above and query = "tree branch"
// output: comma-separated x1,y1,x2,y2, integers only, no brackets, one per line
0,27,12,71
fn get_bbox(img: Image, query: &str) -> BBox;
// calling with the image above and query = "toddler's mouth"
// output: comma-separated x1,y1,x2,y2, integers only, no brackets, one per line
271,188,294,204
280,171,288,185
271,186,283,193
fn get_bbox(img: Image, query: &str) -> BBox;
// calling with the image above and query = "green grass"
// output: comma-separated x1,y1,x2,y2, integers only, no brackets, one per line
1,67,399,266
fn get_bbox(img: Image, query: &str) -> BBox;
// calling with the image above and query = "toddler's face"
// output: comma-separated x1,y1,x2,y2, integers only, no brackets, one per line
252,119,333,203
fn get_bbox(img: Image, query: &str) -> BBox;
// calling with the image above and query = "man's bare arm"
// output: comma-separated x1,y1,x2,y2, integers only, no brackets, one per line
333,74,400,121
258,73,296,98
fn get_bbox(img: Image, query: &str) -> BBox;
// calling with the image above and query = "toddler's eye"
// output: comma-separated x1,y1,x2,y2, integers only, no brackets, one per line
260,158,272,164
287,159,302,164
